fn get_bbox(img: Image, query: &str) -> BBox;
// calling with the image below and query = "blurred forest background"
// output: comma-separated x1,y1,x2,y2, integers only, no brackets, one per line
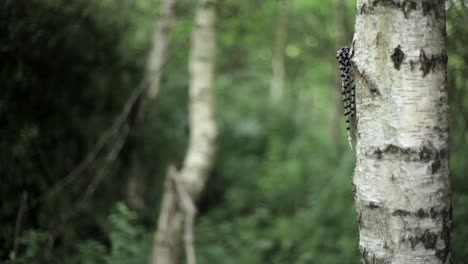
1,0,468,263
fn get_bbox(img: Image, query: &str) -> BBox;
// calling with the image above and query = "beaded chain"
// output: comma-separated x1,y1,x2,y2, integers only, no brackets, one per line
336,47,355,149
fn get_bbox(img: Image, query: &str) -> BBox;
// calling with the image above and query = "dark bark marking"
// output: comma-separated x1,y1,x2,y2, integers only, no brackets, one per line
449,204,453,228
421,2,435,16
361,247,374,264
366,144,447,163
436,206,452,262
408,229,437,250
360,3,368,14
359,0,417,18
391,45,405,70
361,248,371,264
387,144,405,154
372,0,399,8
374,148,383,160
368,202,381,209
419,146,433,162
421,0,443,18
419,49,432,76
383,242,389,249
419,49,448,77
409,60,415,71
392,209,410,217
402,0,417,18
352,182,357,200
361,208,451,263
358,0,443,19
391,208,433,218
430,207,438,219
400,207,452,261
431,155,441,174
361,247,391,264
436,220,451,261
416,208,429,218
422,231,438,249
357,209,362,228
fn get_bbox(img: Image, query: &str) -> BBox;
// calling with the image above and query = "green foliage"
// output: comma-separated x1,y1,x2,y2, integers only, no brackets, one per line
9,230,47,264
195,1,360,262
197,72,360,263
0,0,153,260
447,2,468,261
2,0,468,263
72,203,153,264
9,203,151,264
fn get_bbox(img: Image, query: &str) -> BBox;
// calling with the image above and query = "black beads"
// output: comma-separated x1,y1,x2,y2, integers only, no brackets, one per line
336,46,355,149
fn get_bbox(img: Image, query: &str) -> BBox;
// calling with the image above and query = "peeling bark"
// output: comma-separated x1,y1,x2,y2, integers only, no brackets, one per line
151,0,218,263
351,0,451,263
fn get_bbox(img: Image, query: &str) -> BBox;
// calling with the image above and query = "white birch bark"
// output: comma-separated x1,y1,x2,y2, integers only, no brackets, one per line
147,0,177,99
126,0,177,210
151,0,217,263
351,0,451,263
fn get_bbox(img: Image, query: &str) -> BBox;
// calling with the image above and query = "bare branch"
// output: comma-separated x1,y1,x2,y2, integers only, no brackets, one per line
167,166,197,264
12,192,28,256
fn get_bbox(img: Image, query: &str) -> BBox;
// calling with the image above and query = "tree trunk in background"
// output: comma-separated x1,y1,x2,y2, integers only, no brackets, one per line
460,0,468,24
151,0,218,263
352,0,451,263
126,0,177,210
270,0,289,101
146,0,177,99
330,0,348,150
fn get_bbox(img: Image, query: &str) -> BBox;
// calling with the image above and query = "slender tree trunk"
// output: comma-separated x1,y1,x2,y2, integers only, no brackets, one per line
270,0,289,101
351,1,451,263
147,0,178,99
126,0,177,210
331,0,348,150
459,0,468,24
151,0,218,263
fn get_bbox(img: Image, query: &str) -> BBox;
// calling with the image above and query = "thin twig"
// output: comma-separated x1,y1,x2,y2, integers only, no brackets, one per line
12,192,28,256
168,166,197,264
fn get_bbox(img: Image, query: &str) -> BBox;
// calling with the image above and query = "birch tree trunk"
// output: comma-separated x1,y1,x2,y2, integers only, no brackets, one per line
151,0,218,263
270,0,289,101
126,0,177,210
146,0,178,99
351,0,451,263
